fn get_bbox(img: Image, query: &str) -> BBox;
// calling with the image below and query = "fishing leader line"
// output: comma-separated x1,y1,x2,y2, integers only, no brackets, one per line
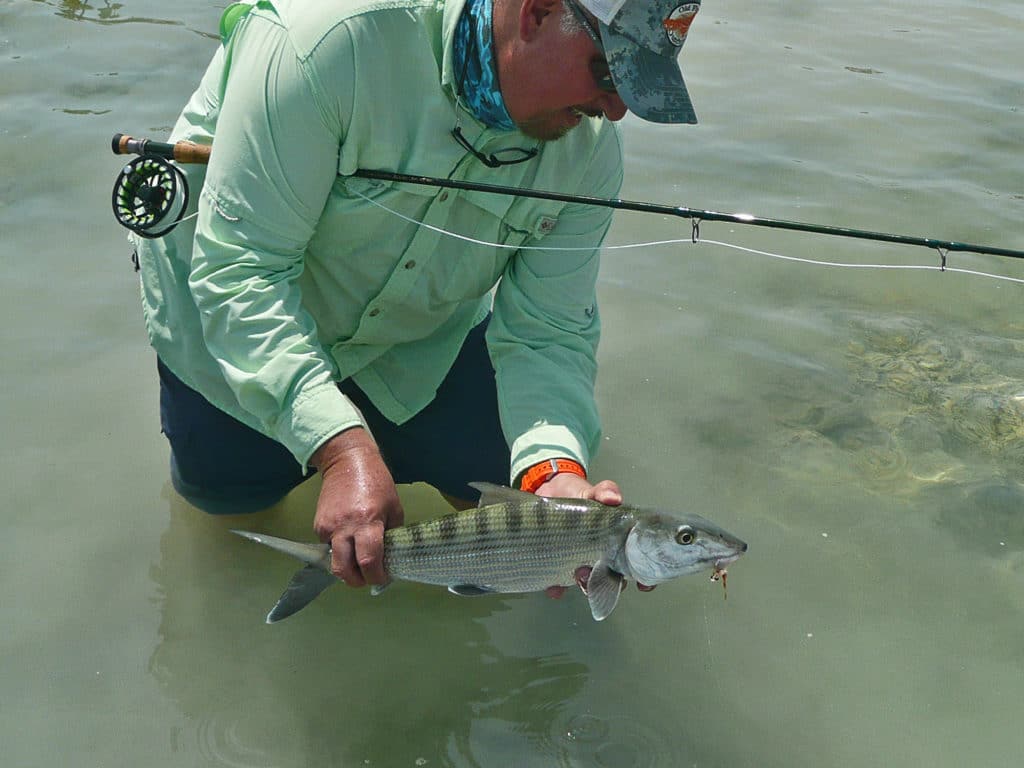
350,188,1024,286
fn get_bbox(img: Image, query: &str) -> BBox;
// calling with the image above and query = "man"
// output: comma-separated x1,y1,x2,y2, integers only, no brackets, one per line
137,0,701,590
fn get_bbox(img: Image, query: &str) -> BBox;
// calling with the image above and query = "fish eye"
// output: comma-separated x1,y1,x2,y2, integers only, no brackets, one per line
675,526,695,545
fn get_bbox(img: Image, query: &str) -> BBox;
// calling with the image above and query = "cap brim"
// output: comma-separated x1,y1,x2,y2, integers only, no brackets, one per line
601,28,697,124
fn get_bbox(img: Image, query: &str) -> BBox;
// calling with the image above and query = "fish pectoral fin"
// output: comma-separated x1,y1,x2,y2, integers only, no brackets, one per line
468,482,538,508
447,584,497,596
585,561,625,621
265,565,337,624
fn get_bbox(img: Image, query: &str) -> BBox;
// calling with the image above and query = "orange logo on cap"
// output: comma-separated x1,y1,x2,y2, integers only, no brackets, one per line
663,4,699,46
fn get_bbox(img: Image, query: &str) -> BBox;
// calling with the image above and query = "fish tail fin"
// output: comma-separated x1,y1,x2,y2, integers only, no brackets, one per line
233,530,335,623
232,530,330,567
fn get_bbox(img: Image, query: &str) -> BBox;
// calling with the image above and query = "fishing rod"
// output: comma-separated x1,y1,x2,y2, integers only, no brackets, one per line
110,133,1024,260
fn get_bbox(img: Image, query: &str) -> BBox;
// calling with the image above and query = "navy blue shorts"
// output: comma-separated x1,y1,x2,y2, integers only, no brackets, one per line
158,320,510,514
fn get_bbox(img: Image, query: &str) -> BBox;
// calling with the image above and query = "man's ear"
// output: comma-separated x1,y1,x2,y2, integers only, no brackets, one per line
519,0,562,42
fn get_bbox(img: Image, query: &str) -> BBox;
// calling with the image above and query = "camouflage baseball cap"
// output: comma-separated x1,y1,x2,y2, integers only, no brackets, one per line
578,0,701,124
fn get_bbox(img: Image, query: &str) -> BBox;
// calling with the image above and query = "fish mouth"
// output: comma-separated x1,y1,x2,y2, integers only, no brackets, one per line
717,540,748,568
713,552,745,569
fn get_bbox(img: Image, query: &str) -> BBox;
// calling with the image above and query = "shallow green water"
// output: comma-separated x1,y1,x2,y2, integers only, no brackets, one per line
2,1,1023,766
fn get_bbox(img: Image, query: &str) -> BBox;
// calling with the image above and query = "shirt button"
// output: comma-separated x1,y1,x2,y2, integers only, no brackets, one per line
439,191,449,202
404,260,416,269
368,308,381,317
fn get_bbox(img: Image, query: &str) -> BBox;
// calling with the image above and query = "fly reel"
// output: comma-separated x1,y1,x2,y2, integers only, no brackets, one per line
111,154,190,239
110,133,211,238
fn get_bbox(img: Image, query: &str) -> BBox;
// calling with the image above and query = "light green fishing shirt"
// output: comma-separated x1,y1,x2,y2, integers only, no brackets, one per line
136,0,624,482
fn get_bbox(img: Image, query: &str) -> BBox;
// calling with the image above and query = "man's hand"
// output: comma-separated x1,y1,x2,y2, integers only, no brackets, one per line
535,473,622,506
310,427,404,587
534,473,655,598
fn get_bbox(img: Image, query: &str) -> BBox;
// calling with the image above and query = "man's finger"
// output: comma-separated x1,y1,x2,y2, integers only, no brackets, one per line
587,480,622,506
330,535,365,587
353,526,387,585
547,565,595,599
574,566,592,593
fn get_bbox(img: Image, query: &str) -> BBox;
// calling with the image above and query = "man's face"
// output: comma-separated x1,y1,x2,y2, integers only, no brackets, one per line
504,1,628,141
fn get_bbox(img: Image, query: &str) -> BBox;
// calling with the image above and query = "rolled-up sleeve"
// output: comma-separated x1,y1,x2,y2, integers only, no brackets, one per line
187,16,362,469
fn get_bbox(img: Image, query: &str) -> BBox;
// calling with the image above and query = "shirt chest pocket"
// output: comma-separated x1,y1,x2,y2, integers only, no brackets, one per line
433,191,564,298
467,189,563,247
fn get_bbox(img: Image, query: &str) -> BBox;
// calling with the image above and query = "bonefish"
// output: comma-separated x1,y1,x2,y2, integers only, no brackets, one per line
235,482,747,622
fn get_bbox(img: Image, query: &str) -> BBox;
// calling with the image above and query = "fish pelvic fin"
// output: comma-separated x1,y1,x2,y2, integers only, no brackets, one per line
266,565,337,623
586,560,625,621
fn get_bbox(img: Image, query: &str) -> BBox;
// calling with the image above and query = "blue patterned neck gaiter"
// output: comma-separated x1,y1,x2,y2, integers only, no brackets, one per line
452,0,515,131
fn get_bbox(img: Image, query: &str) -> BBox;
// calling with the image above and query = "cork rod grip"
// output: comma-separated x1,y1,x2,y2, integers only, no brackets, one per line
112,133,211,164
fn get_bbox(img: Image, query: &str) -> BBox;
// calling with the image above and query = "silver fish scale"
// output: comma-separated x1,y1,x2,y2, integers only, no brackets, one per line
383,500,633,592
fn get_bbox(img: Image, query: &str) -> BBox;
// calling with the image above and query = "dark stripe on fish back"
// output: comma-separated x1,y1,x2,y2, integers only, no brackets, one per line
506,505,523,534
474,508,490,540
409,524,425,546
563,508,583,529
438,513,459,541
534,503,549,531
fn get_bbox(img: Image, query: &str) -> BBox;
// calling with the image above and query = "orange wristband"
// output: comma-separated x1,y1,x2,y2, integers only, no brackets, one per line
519,458,587,494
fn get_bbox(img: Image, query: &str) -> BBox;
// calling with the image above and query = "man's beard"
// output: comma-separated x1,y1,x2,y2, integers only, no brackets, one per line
515,107,602,142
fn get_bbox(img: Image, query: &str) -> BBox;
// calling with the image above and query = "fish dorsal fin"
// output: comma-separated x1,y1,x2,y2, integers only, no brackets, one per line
468,482,615,516
586,560,625,621
468,481,538,508
265,565,337,624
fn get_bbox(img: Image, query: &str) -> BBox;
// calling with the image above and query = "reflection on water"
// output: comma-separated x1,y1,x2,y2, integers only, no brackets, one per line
148,483,599,766
146,481,715,766
33,0,212,34
52,0,124,22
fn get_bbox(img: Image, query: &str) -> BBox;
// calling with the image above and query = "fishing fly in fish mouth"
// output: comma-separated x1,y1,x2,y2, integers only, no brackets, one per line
236,483,747,622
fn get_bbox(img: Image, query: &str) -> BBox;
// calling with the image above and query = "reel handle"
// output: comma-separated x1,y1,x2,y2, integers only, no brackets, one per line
111,133,211,165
